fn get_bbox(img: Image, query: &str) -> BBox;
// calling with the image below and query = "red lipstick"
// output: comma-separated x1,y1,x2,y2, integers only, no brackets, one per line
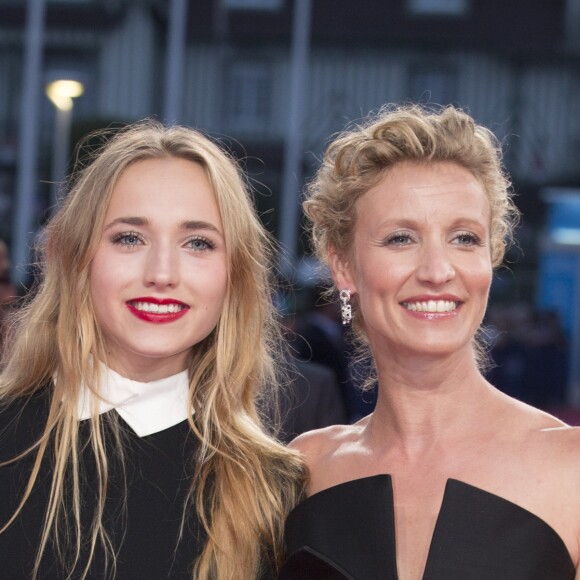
126,297,189,324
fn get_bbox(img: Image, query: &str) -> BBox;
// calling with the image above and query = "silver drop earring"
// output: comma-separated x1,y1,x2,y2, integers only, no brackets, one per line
340,289,352,326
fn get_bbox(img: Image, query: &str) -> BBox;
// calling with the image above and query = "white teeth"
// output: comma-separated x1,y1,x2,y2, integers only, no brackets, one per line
404,300,457,313
131,302,184,313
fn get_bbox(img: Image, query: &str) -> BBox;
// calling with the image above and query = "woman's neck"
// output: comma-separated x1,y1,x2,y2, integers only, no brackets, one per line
367,349,495,454
102,356,188,383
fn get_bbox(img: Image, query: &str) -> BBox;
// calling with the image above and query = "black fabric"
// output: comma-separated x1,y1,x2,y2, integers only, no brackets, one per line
280,547,355,580
276,357,348,444
281,474,575,580
0,390,205,579
283,475,397,580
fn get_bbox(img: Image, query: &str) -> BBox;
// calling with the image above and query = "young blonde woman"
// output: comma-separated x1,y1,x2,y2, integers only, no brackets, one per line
0,121,305,579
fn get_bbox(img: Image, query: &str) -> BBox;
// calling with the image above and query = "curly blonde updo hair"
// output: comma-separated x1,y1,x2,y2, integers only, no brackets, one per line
305,104,519,271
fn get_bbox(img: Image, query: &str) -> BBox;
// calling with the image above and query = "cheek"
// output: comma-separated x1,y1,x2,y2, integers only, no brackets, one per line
90,244,135,287
480,269,493,291
456,249,492,285
89,256,106,304
469,259,493,292
357,257,409,293
88,276,107,332
209,268,229,305
353,267,398,322
185,262,228,301
89,250,124,312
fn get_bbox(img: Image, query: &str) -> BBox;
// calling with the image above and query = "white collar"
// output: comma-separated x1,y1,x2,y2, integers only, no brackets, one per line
77,364,191,437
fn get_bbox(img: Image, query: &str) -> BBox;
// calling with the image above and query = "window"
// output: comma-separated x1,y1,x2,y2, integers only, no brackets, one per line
407,0,470,16
408,65,458,107
224,0,283,10
226,62,271,135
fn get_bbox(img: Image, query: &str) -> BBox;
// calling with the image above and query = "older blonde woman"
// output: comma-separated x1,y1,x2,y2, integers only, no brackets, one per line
281,105,580,580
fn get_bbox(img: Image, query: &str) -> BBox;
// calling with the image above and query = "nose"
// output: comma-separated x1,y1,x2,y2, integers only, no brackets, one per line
143,243,180,289
416,241,455,286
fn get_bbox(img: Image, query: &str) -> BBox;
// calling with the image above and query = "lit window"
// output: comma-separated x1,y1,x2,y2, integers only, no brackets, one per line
407,0,470,16
225,0,283,9
543,189,580,245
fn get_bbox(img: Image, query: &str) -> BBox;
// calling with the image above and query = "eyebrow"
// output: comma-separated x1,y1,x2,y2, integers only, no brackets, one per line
378,215,487,227
372,216,489,237
103,217,223,235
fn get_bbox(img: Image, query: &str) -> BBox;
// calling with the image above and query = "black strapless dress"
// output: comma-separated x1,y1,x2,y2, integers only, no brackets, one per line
280,475,575,580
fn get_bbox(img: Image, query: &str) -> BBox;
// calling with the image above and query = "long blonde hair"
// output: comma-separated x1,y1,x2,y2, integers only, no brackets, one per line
0,120,305,579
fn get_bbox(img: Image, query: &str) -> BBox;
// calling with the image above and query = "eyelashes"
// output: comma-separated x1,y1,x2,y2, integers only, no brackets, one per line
453,231,484,246
110,231,216,251
381,230,484,247
111,231,143,247
383,231,414,246
185,236,216,251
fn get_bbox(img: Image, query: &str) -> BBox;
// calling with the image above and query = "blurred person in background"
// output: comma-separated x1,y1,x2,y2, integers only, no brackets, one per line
270,278,349,441
276,302,349,443
524,309,568,406
0,121,305,580
291,283,377,422
280,104,580,579
486,304,569,409
278,354,348,444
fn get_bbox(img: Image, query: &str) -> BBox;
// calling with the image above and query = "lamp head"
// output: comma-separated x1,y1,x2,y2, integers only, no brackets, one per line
46,79,84,111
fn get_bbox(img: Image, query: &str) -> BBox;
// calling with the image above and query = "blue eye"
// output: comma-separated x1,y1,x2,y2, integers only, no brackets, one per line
112,232,143,247
385,232,413,246
454,231,482,246
187,236,215,251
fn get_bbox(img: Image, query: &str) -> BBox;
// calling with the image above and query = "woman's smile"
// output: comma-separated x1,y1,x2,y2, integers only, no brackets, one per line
126,296,190,323
401,295,462,318
90,157,228,380
332,161,493,359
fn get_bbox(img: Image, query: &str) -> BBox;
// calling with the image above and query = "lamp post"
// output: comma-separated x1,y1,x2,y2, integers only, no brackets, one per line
45,78,84,207
13,0,46,289
278,0,312,274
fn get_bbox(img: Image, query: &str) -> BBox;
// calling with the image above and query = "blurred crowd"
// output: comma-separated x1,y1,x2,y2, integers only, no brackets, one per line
485,303,569,410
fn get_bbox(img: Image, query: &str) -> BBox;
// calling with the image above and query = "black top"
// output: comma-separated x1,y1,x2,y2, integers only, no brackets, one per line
0,390,205,579
280,474,575,580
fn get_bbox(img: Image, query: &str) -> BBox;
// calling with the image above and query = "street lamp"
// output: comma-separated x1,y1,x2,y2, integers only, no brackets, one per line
45,76,84,206
46,79,83,111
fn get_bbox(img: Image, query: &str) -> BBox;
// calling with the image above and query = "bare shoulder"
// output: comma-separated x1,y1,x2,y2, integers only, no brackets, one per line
486,392,580,474
289,419,370,495
531,418,580,549
507,396,576,433
536,419,580,457
507,396,580,471
289,422,362,466
488,395,580,563
495,390,569,433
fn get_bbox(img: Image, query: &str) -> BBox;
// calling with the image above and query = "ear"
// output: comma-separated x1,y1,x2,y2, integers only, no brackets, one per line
328,246,358,294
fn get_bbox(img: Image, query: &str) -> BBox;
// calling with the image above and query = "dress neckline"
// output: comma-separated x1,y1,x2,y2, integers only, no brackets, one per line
290,473,575,578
